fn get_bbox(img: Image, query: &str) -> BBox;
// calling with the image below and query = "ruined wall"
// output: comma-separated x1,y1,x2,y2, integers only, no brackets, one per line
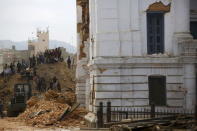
76,0,90,107
77,0,89,60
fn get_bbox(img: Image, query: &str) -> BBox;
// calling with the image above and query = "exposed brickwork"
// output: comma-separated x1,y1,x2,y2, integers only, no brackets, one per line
147,1,171,12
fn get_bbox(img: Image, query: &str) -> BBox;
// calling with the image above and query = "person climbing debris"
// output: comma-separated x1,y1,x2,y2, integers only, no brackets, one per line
50,76,61,92
67,56,71,69
0,100,3,118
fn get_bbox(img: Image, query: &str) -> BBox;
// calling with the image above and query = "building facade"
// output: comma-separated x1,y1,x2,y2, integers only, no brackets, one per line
28,29,49,56
0,47,30,66
76,0,197,111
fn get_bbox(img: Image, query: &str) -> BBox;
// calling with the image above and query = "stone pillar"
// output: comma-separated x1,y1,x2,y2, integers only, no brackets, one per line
173,0,192,55
174,0,190,33
184,64,196,109
131,0,141,56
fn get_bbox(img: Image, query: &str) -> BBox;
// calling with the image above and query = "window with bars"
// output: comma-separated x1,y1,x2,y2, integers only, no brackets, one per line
147,12,164,54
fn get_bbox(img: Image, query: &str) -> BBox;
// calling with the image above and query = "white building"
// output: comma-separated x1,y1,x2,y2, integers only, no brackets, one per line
0,47,30,65
76,0,197,111
28,29,49,56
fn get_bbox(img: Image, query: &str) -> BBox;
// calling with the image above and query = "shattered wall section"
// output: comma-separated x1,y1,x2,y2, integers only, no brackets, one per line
76,0,90,107
77,0,89,60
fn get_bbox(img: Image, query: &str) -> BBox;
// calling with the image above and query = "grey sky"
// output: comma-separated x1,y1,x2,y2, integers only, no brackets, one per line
0,0,76,46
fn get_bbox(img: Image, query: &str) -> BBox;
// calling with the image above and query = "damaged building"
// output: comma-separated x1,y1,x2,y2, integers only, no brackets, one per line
76,0,197,111
28,28,49,56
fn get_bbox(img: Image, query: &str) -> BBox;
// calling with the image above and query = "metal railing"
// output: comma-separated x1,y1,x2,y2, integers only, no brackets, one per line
96,102,196,128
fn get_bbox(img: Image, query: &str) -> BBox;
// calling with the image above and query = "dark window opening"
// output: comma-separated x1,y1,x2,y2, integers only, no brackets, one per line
147,12,164,54
148,76,166,106
190,21,197,39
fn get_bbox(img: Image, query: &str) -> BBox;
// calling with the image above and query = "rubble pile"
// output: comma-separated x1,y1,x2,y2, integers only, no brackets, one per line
44,90,75,106
18,99,70,126
17,90,87,127
56,108,87,127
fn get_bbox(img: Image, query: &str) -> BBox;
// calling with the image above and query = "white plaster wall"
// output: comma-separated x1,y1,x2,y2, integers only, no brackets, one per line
86,0,194,111
90,0,183,57
90,63,185,108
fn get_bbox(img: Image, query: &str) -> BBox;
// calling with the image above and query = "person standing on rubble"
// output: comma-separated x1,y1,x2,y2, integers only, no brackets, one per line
52,76,61,92
32,55,36,67
10,62,15,74
0,100,3,118
67,56,71,69
17,61,22,73
40,77,46,92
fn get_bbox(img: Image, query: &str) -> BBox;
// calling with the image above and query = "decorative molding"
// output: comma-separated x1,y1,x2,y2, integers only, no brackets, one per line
147,1,171,12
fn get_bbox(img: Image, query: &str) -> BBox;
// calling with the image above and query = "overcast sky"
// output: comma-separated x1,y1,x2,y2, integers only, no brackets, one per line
0,0,76,46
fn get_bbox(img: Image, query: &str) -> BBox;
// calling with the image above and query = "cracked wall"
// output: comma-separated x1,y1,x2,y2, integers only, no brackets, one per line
76,0,90,107
77,0,89,60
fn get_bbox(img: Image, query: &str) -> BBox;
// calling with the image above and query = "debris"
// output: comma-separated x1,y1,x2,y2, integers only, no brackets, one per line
58,103,80,121
18,99,71,126
17,90,88,127
84,112,97,123
110,116,196,131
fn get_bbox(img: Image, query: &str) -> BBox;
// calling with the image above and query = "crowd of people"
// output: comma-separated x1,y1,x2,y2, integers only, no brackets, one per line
0,47,74,93
29,48,63,68
0,60,28,81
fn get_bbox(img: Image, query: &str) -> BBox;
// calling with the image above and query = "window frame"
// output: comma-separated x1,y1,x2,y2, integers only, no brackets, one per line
147,11,165,54
148,75,167,106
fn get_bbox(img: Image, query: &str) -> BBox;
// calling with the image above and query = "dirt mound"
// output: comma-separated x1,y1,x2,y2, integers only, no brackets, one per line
44,90,75,106
36,62,76,91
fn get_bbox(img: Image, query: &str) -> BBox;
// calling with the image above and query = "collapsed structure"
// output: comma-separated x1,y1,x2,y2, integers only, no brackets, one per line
76,0,197,111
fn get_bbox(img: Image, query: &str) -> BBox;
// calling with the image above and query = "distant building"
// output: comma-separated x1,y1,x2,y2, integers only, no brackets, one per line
28,29,49,56
0,48,30,65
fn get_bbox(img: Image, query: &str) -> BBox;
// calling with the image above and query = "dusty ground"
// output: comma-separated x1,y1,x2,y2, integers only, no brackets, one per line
0,118,73,131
